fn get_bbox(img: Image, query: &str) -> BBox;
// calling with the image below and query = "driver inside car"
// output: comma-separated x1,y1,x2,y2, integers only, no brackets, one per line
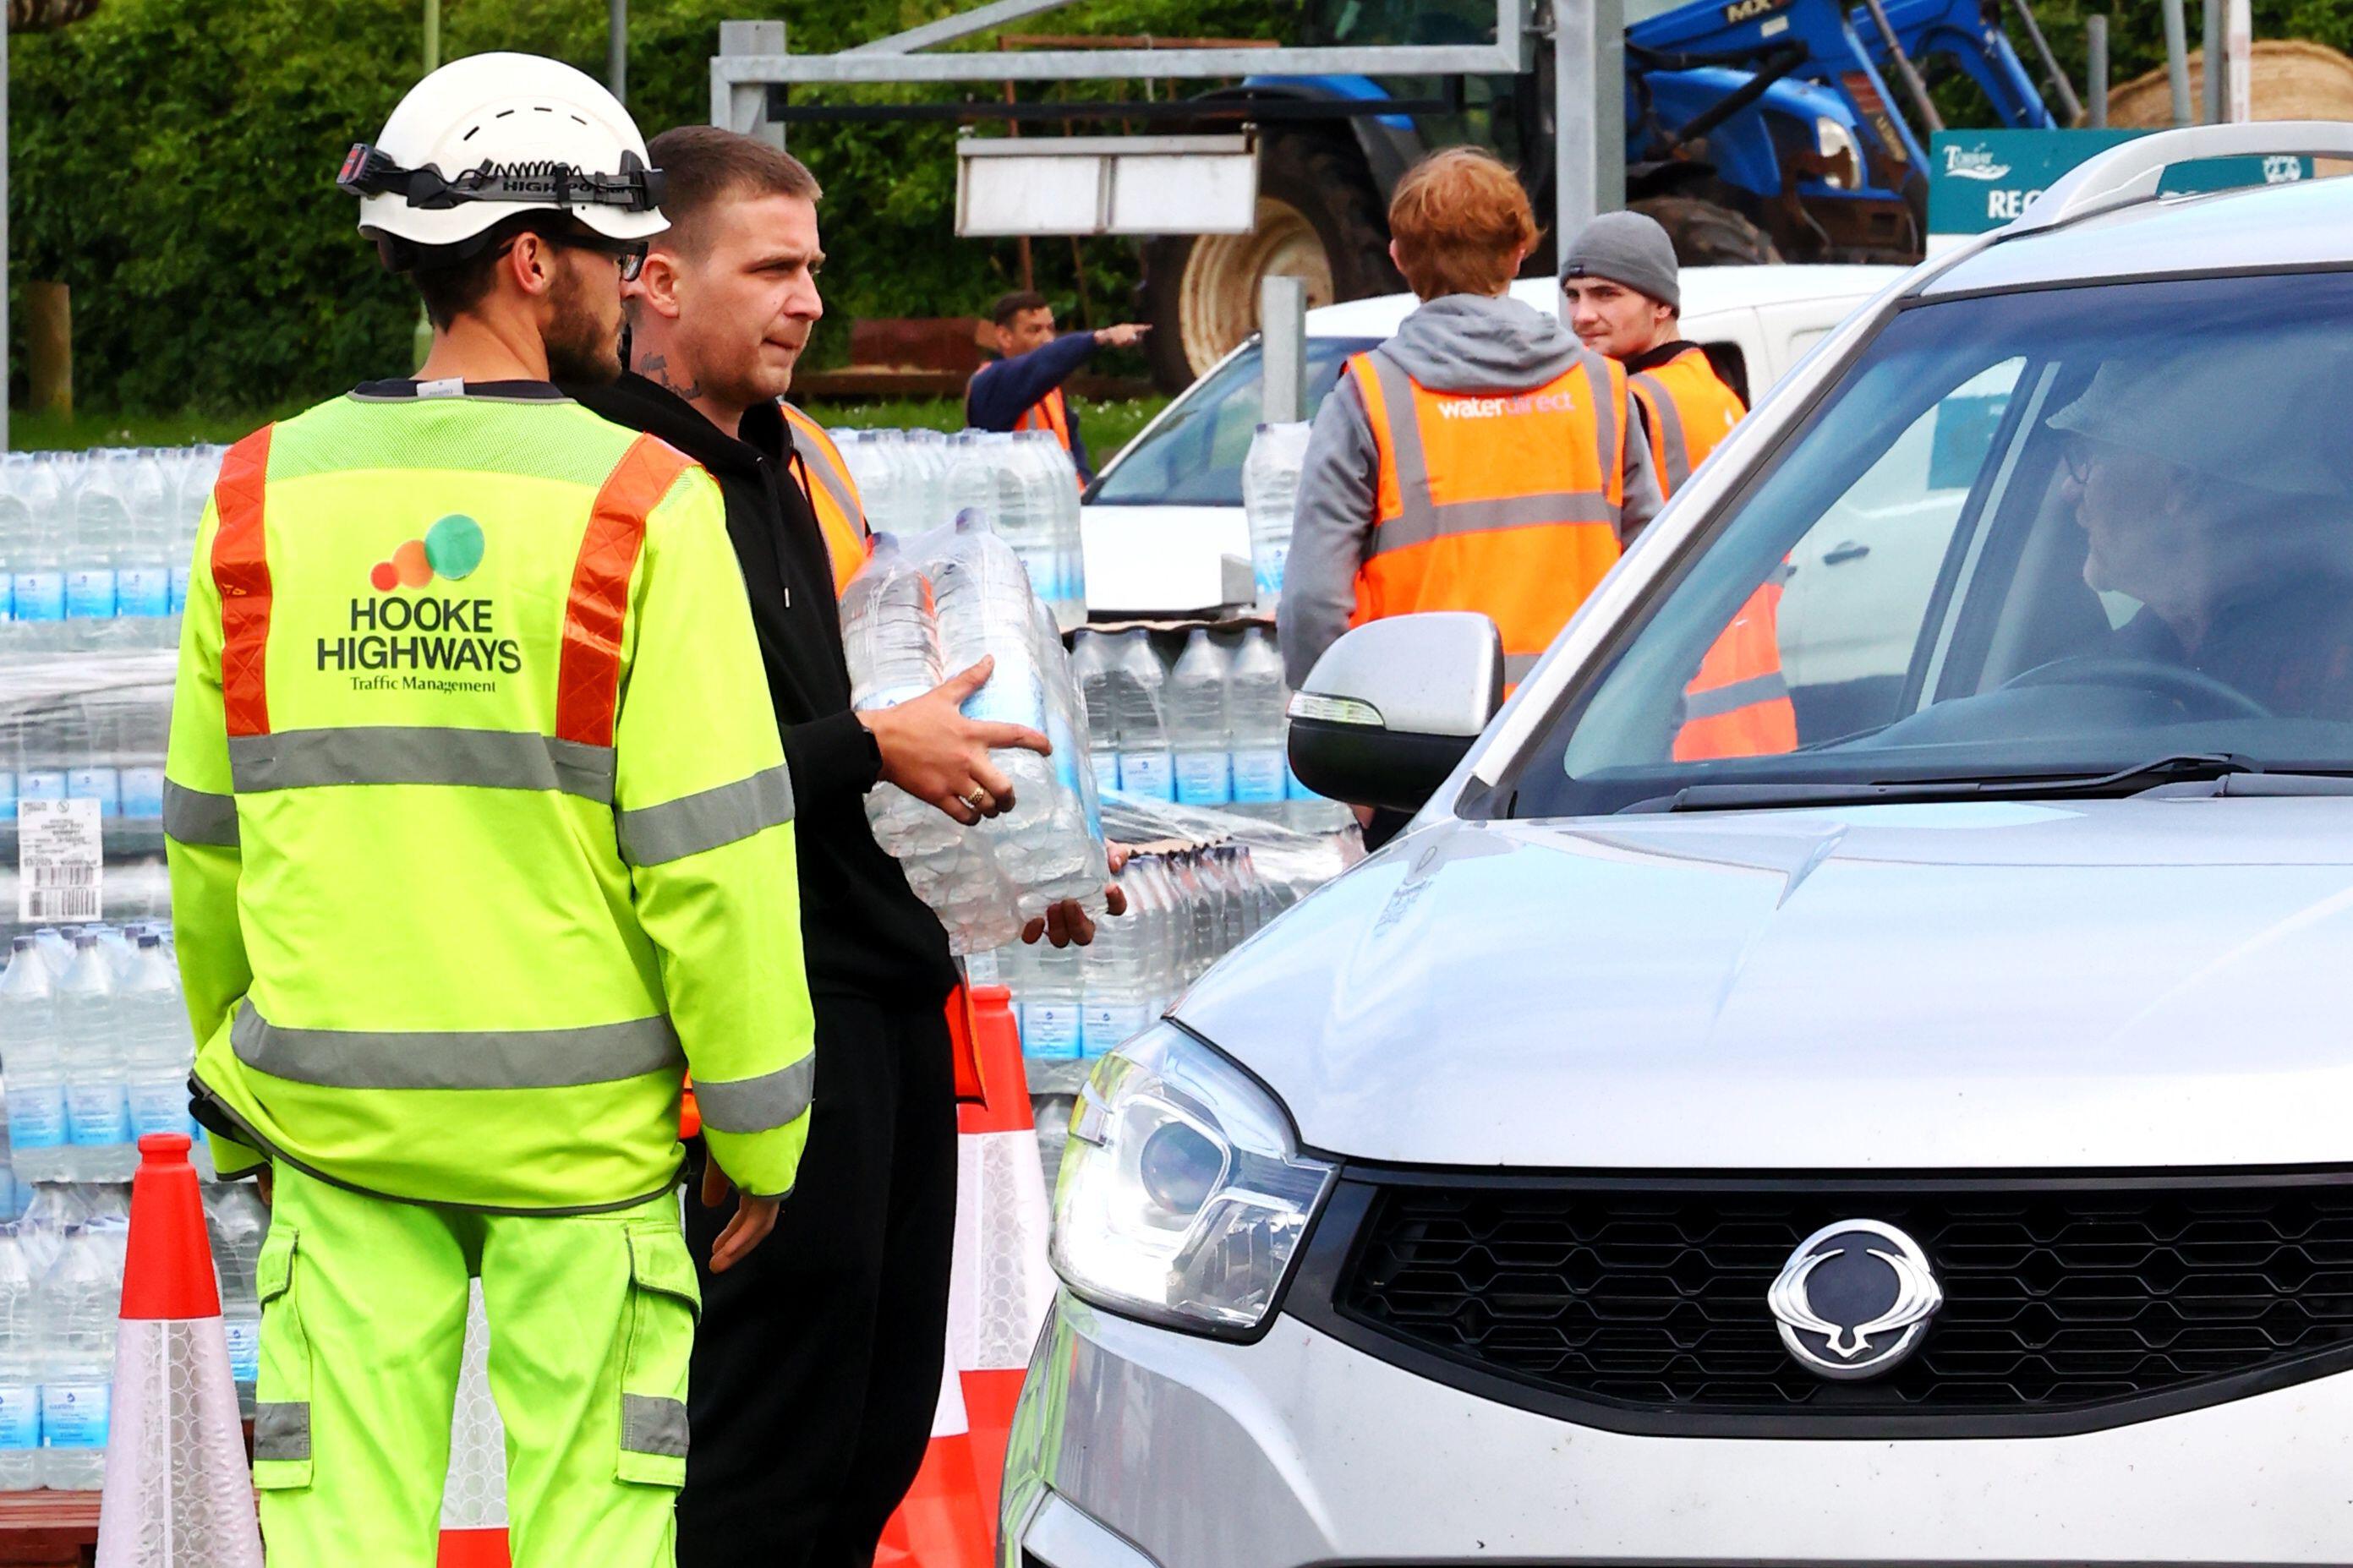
2051,353,2353,720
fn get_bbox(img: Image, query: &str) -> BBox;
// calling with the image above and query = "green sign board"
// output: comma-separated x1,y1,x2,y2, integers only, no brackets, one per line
1927,128,2312,238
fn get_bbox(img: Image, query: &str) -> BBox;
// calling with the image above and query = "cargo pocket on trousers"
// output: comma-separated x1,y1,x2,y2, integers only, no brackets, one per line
251,1224,313,1491
615,1221,700,1489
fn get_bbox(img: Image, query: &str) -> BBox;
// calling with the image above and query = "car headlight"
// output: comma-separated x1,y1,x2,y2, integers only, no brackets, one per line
1050,1022,1335,1337
1814,116,1862,190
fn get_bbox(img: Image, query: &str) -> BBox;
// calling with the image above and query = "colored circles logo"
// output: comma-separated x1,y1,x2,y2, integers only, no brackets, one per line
370,515,485,592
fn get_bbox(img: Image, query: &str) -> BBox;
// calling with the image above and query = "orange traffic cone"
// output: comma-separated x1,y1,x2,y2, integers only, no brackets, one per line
872,1354,992,1568
949,985,1056,1534
94,1134,264,1568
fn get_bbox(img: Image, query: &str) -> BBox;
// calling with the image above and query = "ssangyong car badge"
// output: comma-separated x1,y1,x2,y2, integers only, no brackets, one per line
1767,1219,1944,1380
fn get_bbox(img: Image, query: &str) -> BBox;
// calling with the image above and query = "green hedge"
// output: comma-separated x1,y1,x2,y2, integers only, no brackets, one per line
9,0,1281,417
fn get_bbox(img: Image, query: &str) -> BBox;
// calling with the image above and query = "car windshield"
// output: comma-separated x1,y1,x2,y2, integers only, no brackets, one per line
1088,336,1378,508
1508,270,2353,818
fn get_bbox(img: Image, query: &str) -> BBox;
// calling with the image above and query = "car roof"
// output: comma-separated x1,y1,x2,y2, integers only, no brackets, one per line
1305,264,1907,337
1919,172,2353,298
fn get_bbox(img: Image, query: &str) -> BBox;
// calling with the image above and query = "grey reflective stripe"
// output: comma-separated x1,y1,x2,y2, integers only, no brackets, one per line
1682,670,1792,722
1632,371,1690,493
616,764,795,866
254,1401,310,1461
1503,652,1542,685
228,728,616,804
694,1053,814,1135
802,441,861,525
233,1005,682,1090
1366,492,1621,557
1583,349,1619,500
162,782,239,847
621,1394,689,1458
1365,348,1620,557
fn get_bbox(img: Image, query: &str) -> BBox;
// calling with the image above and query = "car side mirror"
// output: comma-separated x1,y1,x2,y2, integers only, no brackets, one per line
1287,612,1504,813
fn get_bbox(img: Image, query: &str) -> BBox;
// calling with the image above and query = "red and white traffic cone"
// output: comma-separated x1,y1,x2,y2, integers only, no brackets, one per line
949,985,1056,1534
437,1282,510,1568
94,1134,263,1568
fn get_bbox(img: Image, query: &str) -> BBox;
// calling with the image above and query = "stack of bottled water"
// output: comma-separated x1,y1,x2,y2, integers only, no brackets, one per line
0,676,174,835
1243,421,1312,604
0,927,200,1188
971,834,1332,1063
844,515,1110,954
1069,624,1349,832
0,446,225,657
834,427,1086,626
204,1184,266,1418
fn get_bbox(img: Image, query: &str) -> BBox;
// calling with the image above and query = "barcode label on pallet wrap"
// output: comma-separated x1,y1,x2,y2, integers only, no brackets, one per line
18,798,102,922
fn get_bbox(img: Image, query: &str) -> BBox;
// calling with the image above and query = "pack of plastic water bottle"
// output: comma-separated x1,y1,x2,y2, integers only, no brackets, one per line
1243,422,1312,604
966,789,1362,1065
1068,623,1352,832
0,446,225,658
843,514,1109,954
834,428,1086,628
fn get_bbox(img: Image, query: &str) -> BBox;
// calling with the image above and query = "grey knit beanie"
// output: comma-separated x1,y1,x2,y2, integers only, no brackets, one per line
1559,211,1679,311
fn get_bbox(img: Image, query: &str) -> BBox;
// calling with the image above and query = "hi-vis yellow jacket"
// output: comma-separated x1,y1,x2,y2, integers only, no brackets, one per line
163,389,816,1211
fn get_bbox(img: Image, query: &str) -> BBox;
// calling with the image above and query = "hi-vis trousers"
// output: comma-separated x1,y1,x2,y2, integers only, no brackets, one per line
249,1162,697,1568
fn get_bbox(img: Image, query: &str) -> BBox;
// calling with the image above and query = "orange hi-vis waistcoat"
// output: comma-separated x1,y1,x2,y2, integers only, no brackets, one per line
1632,348,1798,761
780,402,872,595
1347,347,1627,691
1015,385,1073,454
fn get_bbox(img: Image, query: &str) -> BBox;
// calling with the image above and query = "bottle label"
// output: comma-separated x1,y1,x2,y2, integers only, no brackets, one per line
129,1080,188,1137
1118,751,1174,801
9,1088,66,1150
41,1384,107,1450
169,564,194,617
224,1320,260,1385
1090,751,1121,796
1174,752,1234,806
10,572,63,623
67,1084,130,1147
63,569,116,620
0,770,15,823
1022,1001,1081,1060
1234,749,1288,804
960,676,1045,732
1286,760,1316,800
1254,544,1289,601
1081,1003,1149,1056
0,1386,36,1451
65,768,119,820
18,770,64,804
854,683,932,713
118,767,165,822
115,566,170,619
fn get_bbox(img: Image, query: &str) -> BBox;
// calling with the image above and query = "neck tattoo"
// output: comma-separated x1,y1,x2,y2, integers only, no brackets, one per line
637,352,704,402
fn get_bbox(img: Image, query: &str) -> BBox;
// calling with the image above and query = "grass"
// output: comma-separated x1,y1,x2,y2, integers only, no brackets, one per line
14,392,1176,465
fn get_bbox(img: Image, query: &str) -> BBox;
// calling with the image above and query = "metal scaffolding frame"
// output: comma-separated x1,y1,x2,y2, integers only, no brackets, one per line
709,0,1624,243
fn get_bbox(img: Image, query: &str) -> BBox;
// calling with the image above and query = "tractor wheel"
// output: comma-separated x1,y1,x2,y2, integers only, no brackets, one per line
1141,131,1402,393
1631,194,1784,268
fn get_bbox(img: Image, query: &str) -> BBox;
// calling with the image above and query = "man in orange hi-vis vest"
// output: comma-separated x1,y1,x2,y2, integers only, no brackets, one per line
964,290,1148,484
1562,210,1798,762
1278,148,1663,734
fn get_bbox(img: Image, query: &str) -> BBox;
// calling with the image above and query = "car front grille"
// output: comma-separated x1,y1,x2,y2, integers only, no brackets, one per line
1298,1171,2353,1436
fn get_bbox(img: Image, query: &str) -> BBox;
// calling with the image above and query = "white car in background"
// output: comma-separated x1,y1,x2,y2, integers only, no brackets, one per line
1078,264,1902,618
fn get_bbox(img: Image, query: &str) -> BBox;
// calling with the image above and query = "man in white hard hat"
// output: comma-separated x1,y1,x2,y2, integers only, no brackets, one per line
164,54,813,1567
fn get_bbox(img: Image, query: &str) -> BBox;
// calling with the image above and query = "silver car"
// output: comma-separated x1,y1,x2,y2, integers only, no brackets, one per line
1004,123,2353,1568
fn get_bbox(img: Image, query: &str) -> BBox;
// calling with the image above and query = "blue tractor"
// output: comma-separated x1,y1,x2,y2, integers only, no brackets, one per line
1141,0,2071,388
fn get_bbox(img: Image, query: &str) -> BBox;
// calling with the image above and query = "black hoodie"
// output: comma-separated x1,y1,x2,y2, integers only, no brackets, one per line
572,372,957,1004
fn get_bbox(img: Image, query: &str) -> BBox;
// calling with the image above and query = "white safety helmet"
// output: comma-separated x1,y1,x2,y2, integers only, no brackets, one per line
340,52,666,266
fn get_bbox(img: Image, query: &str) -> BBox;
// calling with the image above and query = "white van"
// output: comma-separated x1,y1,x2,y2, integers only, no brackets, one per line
1079,265,1902,616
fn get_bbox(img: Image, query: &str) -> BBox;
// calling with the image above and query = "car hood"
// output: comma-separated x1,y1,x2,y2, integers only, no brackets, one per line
1174,798,2353,1170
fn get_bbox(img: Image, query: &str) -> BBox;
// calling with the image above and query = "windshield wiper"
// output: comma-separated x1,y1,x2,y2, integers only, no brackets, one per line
1615,752,2353,814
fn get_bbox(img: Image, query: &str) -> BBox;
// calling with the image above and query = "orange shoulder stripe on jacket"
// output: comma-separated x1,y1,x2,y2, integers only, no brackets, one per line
212,426,277,739
556,434,692,748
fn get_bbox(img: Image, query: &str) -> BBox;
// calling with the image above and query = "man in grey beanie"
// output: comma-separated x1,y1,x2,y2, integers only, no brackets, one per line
1278,151,1661,702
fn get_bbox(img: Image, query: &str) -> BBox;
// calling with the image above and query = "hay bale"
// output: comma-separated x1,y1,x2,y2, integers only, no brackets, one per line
2108,38,2353,128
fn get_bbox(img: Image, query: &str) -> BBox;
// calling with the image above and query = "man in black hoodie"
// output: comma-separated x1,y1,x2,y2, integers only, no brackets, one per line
572,126,1114,1568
